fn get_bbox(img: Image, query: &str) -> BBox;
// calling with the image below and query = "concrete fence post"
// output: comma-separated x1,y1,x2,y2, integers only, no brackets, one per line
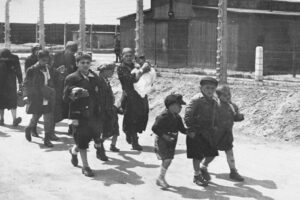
255,46,263,81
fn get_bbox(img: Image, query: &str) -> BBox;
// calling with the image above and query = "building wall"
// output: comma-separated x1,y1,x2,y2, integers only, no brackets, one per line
0,23,119,45
72,32,116,49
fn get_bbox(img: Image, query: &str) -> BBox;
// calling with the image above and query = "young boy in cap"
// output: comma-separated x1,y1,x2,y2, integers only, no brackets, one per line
214,85,244,181
97,63,121,161
184,76,219,187
152,94,187,189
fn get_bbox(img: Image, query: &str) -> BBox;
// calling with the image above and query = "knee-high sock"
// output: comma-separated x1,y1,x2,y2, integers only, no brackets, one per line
225,149,236,171
79,149,89,168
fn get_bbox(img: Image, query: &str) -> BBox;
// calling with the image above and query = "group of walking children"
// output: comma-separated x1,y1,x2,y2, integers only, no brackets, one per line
152,77,245,189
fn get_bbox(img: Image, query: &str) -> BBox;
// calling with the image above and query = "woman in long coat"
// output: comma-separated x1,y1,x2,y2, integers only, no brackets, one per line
117,48,150,151
0,49,23,126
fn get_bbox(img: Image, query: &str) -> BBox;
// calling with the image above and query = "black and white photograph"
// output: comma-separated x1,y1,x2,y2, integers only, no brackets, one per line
0,0,299,199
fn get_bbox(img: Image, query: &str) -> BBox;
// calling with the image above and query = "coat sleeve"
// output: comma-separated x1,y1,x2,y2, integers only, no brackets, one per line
24,57,31,72
177,115,187,134
14,56,23,84
184,97,199,132
152,114,169,137
63,76,76,103
23,68,36,98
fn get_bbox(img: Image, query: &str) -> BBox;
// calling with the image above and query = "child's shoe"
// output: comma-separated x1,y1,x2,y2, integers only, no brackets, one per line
82,167,94,177
69,148,78,167
96,144,109,161
13,117,22,126
44,139,54,148
229,169,244,182
31,126,39,137
25,127,32,142
193,175,209,187
200,167,211,181
156,177,169,189
49,134,60,141
110,144,120,152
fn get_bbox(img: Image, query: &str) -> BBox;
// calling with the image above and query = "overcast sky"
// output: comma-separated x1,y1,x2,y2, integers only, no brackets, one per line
0,0,151,24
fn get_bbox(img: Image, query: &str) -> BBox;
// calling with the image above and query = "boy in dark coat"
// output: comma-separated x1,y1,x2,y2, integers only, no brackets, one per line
184,77,219,187
0,49,23,126
214,85,245,181
23,50,63,147
152,94,187,189
98,64,121,157
64,53,105,177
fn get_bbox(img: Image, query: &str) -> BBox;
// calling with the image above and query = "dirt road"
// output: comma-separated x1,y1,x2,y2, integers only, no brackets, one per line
0,106,299,200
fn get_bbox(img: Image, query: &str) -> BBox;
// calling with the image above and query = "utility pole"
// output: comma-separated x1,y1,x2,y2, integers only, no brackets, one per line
216,0,228,84
39,0,45,49
79,0,86,51
64,23,67,46
4,0,12,49
135,0,144,57
90,24,93,52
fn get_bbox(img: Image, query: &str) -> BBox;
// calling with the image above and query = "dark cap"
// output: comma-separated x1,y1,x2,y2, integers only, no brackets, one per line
164,94,186,108
200,77,218,86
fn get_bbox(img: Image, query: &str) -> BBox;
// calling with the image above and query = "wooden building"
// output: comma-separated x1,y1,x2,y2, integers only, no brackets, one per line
0,23,119,47
119,0,300,73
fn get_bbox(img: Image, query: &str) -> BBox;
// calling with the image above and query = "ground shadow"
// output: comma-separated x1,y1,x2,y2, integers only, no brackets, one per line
30,136,74,152
214,173,277,190
166,180,275,200
92,151,159,186
0,130,11,138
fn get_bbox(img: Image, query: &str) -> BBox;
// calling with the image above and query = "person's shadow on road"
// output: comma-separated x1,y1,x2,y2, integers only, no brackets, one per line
92,150,159,186
165,174,276,200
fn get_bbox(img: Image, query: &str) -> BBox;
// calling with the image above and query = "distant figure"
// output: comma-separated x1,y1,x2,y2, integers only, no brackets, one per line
52,41,78,124
24,44,42,72
23,50,63,148
114,35,121,63
0,49,23,126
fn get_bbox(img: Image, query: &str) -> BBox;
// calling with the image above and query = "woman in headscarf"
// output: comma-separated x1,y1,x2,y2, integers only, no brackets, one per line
0,49,23,126
117,48,150,151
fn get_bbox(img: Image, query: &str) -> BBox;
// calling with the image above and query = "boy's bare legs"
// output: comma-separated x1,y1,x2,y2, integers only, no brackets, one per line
193,159,208,186
110,135,120,152
200,156,215,181
225,149,244,181
157,159,172,188
11,109,22,126
79,149,94,177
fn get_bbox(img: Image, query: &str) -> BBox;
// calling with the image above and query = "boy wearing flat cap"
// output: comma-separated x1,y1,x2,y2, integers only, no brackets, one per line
152,94,187,189
184,76,219,187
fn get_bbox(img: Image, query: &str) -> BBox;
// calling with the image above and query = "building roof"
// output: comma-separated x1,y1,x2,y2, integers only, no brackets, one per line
118,9,152,20
194,5,300,16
